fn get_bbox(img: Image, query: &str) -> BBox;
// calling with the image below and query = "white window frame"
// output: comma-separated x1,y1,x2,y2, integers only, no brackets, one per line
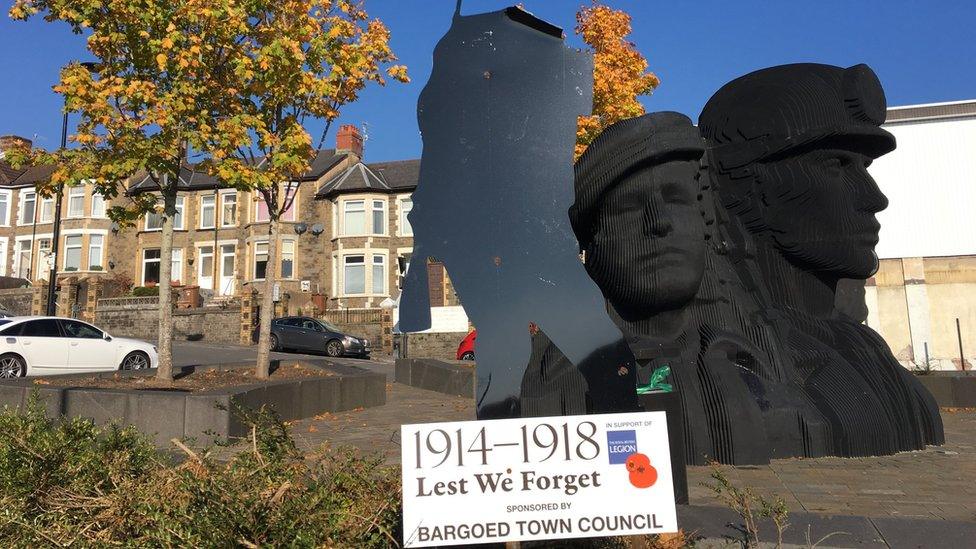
342,199,366,236
63,235,83,271
253,241,269,280
39,196,54,224
371,254,386,295
171,248,184,284
19,190,36,225
141,249,161,286
371,199,387,235
66,186,85,218
88,234,104,270
398,197,413,237
220,191,237,227
91,191,107,218
199,194,216,229
145,196,185,231
0,190,11,227
342,254,366,296
281,239,296,279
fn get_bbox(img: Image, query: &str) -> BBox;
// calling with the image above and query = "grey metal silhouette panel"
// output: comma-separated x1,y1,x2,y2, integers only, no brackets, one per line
399,5,638,419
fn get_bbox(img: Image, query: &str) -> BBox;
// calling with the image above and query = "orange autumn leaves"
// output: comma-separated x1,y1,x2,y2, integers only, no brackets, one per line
575,1,660,159
7,0,409,217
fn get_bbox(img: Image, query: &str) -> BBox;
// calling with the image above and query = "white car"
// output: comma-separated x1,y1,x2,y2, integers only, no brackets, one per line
0,316,158,378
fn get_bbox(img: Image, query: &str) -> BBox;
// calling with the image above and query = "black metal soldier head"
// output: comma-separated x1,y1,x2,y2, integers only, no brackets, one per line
572,112,707,319
699,63,895,279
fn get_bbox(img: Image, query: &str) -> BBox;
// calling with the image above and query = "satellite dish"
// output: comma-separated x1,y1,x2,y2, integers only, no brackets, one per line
294,222,308,235
310,223,325,236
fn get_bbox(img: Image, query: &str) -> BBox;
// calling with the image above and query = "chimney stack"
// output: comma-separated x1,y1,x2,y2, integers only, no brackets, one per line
336,124,364,159
0,135,32,159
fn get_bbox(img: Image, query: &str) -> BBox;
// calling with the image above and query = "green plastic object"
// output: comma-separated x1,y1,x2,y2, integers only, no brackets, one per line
637,364,673,394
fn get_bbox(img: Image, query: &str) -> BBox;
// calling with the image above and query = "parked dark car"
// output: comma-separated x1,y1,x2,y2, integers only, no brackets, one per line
266,316,370,358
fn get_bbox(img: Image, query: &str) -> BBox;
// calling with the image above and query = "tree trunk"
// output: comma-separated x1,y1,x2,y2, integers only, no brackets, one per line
255,218,280,379
156,188,177,381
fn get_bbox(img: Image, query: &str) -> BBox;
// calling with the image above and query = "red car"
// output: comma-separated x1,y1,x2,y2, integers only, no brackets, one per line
456,330,476,361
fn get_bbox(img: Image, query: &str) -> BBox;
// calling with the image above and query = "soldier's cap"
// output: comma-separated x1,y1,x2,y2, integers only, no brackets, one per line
698,63,896,172
571,111,704,251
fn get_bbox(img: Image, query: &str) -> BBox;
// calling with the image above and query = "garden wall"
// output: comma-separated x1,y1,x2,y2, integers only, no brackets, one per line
0,287,33,316
94,297,241,344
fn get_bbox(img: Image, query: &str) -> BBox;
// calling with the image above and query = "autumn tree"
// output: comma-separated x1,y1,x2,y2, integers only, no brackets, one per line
201,0,408,378
10,0,407,380
575,1,660,158
7,0,236,381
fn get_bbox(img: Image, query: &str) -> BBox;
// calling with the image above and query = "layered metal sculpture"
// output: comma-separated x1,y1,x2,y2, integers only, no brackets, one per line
400,2,943,464
399,4,639,419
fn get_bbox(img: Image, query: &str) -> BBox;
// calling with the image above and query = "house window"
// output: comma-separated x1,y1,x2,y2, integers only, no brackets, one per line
281,240,295,279
372,255,386,294
67,187,85,217
397,254,411,290
91,192,106,218
15,240,31,279
372,200,386,234
141,248,182,285
221,193,237,226
143,249,161,285
343,255,365,295
200,195,216,229
199,245,214,279
343,200,365,235
20,192,35,225
0,191,10,225
40,197,54,223
253,242,269,280
282,183,298,222
253,184,297,223
63,235,82,271
399,198,413,236
171,249,183,284
145,197,185,230
88,235,104,270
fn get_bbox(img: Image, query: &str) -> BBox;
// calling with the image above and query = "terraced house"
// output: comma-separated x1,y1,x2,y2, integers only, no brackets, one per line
0,126,436,311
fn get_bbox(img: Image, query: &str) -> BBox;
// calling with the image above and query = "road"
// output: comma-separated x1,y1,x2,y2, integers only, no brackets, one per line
171,340,394,376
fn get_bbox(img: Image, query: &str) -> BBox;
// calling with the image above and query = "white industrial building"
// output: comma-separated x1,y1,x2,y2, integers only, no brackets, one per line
867,100,976,370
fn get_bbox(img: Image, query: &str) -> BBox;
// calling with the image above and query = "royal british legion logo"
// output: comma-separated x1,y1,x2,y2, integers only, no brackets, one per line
606,430,638,464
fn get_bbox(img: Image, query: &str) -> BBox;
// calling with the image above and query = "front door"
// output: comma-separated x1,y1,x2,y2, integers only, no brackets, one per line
219,244,236,295
198,245,214,291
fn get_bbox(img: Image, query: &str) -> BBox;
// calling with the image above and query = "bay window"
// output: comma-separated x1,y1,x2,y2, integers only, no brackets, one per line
399,198,413,236
63,235,82,271
343,255,365,295
343,200,365,235
88,235,104,269
67,187,85,217
372,255,386,294
91,192,106,218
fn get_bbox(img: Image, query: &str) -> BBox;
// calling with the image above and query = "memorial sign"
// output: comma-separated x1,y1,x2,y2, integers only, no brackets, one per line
401,411,677,547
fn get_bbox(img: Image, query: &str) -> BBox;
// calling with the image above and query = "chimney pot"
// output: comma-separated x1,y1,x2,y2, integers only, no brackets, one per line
0,135,32,158
336,124,364,159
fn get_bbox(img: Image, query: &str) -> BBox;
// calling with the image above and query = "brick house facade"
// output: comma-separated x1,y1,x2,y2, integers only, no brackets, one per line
0,127,456,311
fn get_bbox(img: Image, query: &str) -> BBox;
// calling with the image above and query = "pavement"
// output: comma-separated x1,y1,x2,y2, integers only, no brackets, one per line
172,341,976,546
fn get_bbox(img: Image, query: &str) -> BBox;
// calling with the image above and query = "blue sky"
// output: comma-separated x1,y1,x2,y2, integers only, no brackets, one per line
2,0,974,162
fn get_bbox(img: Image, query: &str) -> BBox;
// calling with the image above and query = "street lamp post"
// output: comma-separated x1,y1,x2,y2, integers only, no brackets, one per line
46,61,98,316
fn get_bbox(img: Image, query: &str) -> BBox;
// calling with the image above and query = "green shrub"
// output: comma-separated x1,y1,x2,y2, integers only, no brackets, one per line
131,286,159,297
0,394,401,547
